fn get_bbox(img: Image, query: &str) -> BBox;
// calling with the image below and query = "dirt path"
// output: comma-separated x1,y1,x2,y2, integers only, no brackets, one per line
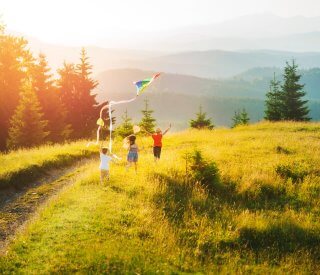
0,157,97,252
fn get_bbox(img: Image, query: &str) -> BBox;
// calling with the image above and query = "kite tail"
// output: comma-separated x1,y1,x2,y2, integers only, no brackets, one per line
87,73,160,150
107,97,137,153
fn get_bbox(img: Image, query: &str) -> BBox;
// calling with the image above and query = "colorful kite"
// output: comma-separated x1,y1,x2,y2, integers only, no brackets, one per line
87,73,161,153
133,73,161,96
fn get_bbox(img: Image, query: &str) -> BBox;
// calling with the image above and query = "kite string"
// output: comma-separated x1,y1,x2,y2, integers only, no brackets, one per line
107,96,137,153
87,72,160,148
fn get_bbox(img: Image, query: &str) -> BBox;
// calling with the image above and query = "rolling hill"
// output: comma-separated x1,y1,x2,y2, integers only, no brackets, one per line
95,69,320,128
1,122,319,273
19,32,320,78
95,68,320,100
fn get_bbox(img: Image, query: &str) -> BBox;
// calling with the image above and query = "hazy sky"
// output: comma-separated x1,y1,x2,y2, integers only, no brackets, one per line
1,0,320,45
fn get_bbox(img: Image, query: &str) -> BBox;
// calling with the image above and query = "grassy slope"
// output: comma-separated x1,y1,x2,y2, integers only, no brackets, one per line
0,122,319,273
0,141,96,189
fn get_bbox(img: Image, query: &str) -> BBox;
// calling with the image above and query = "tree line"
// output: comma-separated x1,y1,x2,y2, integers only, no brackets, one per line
188,60,310,130
0,22,312,151
107,60,312,135
0,26,103,151
264,60,310,121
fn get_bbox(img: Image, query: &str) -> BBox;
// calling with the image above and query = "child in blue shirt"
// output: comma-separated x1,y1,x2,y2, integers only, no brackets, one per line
100,147,113,184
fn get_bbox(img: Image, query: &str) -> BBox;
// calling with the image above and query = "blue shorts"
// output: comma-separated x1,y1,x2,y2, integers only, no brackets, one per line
127,152,138,162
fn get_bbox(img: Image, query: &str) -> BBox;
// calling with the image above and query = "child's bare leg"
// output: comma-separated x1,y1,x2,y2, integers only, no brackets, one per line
100,170,104,184
134,162,137,174
106,170,110,181
101,170,108,184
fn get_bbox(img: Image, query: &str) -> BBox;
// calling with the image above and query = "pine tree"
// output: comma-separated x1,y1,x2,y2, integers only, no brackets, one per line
139,98,156,133
265,73,283,121
240,108,250,125
281,60,310,121
58,49,99,140
232,109,250,128
231,110,241,128
32,53,71,142
57,62,81,139
0,30,34,150
57,62,78,122
190,105,214,129
75,48,99,138
115,109,134,138
7,82,49,149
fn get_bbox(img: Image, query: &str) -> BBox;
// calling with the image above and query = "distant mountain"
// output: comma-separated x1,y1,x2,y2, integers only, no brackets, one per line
96,68,320,101
23,35,162,74
177,13,320,39
234,67,320,99
95,68,320,128
4,27,320,78
163,32,320,52
95,68,263,102
95,14,320,51
25,36,320,78
134,50,320,78
6,13,320,78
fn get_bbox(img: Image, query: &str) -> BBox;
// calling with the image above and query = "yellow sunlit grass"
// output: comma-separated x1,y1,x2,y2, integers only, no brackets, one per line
0,121,319,273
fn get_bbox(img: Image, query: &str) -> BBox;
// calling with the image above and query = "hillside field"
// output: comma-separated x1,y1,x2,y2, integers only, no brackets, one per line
95,69,320,128
0,122,319,273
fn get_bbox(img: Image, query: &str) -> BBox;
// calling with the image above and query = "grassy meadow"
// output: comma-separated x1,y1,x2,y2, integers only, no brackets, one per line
0,122,319,273
0,141,96,189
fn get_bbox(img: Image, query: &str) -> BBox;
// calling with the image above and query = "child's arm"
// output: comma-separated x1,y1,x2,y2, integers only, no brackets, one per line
163,123,172,135
141,126,153,136
110,153,121,161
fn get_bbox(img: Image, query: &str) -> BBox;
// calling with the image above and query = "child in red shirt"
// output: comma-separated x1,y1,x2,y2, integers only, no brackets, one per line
143,124,171,161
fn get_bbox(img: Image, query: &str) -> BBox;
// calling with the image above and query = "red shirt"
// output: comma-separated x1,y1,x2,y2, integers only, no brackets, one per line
152,133,163,147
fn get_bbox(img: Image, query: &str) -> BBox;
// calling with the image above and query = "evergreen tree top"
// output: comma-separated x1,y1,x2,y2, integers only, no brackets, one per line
190,105,214,130
7,82,49,149
139,98,156,133
264,60,310,122
76,48,93,78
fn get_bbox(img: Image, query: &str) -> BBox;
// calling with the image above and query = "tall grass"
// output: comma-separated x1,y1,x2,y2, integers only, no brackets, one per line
0,141,96,189
0,122,319,273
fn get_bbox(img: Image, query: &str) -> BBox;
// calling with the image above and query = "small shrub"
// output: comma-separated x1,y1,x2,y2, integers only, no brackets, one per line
275,146,292,154
188,150,220,193
195,239,216,261
260,183,286,201
275,164,307,183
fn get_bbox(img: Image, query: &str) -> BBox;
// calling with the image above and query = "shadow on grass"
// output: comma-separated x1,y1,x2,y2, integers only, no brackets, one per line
152,172,193,224
217,222,320,263
234,182,308,211
152,171,320,264
152,169,308,227
150,150,320,269
237,222,320,253
110,185,125,193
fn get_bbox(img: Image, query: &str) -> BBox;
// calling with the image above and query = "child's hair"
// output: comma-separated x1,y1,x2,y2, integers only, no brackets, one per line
128,135,136,146
101,147,108,154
